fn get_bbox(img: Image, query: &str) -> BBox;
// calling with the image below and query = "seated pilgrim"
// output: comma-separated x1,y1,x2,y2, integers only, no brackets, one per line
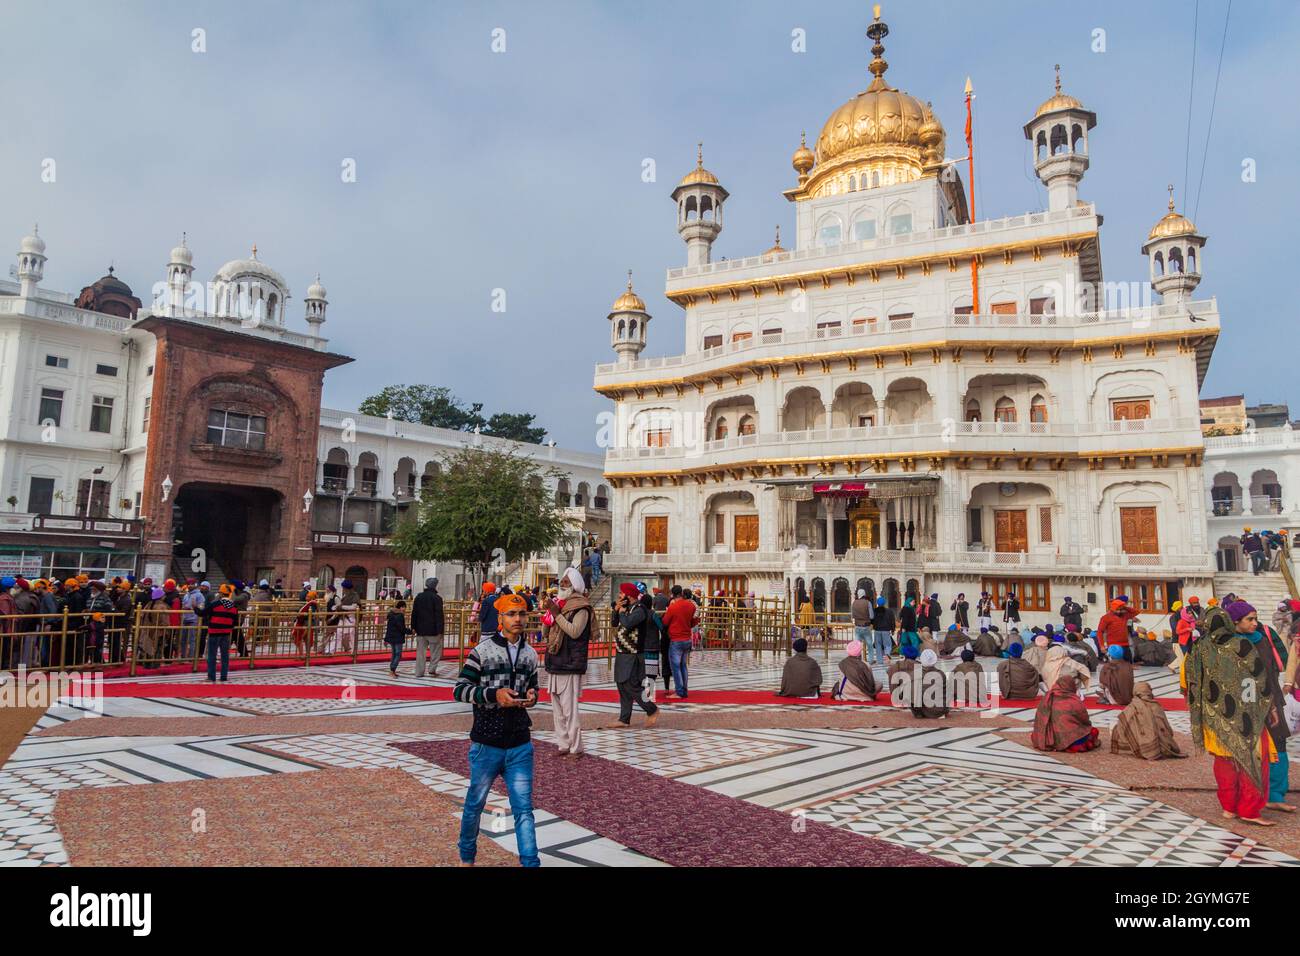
972,627,1001,657
1041,642,1091,694
1096,645,1135,705
777,638,823,699
1109,681,1186,760
918,627,939,657
1130,627,1176,667
996,643,1041,700
888,646,949,717
941,624,971,656
951,648,986,706
833,640,878,701
1031,675,1099,752
1021,634,1050,676
1064,625,1099,670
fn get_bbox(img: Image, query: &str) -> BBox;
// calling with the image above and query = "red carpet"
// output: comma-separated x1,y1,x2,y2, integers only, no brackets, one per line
60,679,1188,711
395,737,956,867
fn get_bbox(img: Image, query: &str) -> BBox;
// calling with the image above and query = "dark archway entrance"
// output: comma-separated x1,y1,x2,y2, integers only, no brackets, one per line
173,483,283,584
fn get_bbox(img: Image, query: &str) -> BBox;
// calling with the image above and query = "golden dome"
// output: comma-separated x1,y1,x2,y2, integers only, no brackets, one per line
798,8,943,197
1034,65,1084,118
791,131,815,176
762,226,786,260
678,142,721,188
1148,187,1198,240
611,271,646,313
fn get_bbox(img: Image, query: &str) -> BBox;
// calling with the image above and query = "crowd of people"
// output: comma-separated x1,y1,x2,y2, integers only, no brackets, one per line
1240,526,1290,575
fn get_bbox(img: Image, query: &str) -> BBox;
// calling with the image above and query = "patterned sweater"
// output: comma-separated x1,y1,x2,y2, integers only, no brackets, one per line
454,633,540,748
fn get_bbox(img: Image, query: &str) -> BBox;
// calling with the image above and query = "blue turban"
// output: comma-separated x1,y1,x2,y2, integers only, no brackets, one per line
1107,645,1125,660
901,645,919,660
960,648,975,662
0,576,13,589
876,597,885,607
1008,643,1023,658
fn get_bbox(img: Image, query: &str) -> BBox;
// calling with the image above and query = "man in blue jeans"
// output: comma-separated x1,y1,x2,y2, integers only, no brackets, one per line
453,592,540,867
871,597,895,665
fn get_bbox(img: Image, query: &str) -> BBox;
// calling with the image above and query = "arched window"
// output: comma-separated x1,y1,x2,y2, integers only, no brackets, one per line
1050,124,1068,155
629,319,637,337
965,399,982,423
1071,124,1085,153
714,417,729,441
994,396,1017,423
739,414,755,436
1153,251,1164,276
1188,248,1197,273
1168,247,1184,273
317,564,335,589
1030,394,1047,423
1035,130,1047,162
617,319,625,338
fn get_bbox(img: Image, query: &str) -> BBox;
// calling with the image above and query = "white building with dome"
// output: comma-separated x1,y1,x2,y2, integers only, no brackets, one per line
594,9,1230,628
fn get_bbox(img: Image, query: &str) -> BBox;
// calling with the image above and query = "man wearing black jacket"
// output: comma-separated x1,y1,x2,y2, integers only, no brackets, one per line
1059,596,1084,630
607,583,659,728
870,598,895,664
411,577,445,678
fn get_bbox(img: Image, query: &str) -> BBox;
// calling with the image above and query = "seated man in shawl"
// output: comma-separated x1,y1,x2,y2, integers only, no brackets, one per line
1064,625,1099,671
917,626,939,658
951,647,986,707
1031,675,1099,752
777,637,822,699
833,639,878,701
972,626,1001,658
1184,600,1288,825
1096,645,1135,705
941,624,971,657
888,646,947,717
1022,633,1050,676
1041,642,1091,695
997,643,1040,700
1110,682,1185,760
1131,626,1176,667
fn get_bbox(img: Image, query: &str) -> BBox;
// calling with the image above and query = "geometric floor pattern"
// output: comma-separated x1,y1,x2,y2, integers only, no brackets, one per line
1,651,1295,867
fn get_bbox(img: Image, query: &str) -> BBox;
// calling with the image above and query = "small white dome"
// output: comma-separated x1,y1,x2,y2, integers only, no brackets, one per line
170,236,193,265
306,274,327,300
19,226,45,256
213,246,289,295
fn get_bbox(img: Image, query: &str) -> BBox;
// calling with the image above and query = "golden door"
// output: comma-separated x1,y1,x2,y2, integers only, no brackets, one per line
733,514,759,552
643,516,668,554
994,509,1028,553
1119,506,1159,554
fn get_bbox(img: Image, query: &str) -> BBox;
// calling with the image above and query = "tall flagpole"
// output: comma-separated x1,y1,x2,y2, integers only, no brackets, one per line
965,76,979,314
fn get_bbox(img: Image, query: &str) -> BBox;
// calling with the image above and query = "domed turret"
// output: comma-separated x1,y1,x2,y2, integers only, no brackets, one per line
16,224,46,297
762,225,786,262
305,273,328,335
212,244,289,326
166,233,194,316
671,144,728,267
791,131,815,184
609,271,650,362
1023,65,1096,212
1142,186,1205,305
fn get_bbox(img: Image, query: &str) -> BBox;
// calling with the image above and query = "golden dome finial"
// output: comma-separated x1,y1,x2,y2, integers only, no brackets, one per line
1167,183,1176,211
792,130,815,176
697,142,704,168
763,225,786,259
626,269,634,292
865,4,891,90
251,243,258,260
1054,63,1061,94
611,271,646,313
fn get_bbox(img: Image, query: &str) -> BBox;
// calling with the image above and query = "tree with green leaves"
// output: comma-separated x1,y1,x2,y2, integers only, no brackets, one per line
359,384,548,444
389,446,575,587
483,412,547,444
359,385,486,432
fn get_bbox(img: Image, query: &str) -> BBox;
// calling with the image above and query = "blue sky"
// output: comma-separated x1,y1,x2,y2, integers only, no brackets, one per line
3,0,1295,449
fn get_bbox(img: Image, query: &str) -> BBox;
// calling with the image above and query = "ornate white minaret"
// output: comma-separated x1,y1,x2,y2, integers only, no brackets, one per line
671,143,728,267
304,274,328,335
1023,66,1096,212
608,271,649,362
1142,185,1205,305
167,233,193,315
16,225,46,298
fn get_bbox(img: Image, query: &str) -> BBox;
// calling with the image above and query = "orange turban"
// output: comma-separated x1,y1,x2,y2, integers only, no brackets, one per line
482,582,496,595
1109,599,1124,611
494,593,527,614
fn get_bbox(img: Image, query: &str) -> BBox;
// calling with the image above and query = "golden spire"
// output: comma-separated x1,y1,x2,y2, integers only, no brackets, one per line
251,243,258,259
1167,183,1176,211
697,142,703,168
866,3,890,90
1054,63,1061,93
764,225,786,258
626,269,634,292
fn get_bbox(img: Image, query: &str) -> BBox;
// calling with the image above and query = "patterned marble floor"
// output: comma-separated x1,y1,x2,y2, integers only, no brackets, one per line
0,651,1292,867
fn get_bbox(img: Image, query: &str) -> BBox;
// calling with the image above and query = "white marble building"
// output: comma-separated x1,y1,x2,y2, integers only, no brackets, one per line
1204,425,1299,572
593,10,1226,629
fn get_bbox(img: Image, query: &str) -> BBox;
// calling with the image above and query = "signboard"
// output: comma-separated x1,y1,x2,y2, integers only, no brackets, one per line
0,555,42,578
143,562,167,583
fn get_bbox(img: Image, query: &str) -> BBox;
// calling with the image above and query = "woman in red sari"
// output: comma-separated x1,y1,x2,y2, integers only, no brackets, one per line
291,591,319,655
1031,674,1099,752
